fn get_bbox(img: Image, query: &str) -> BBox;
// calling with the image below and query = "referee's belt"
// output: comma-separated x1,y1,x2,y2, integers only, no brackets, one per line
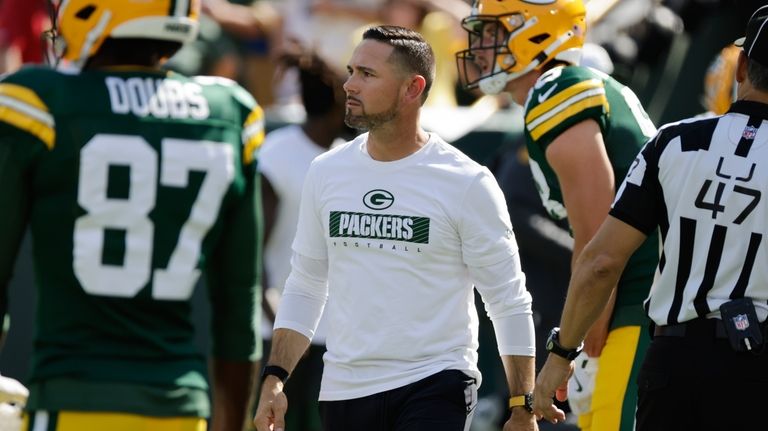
653,318,728,339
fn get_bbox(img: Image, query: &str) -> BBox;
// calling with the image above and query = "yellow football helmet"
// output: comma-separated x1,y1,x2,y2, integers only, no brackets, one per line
457,0,587,94
703,44,740,116
56,0,200,69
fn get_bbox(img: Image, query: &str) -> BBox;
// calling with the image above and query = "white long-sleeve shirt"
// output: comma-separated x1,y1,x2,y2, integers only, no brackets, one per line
275,133,535,401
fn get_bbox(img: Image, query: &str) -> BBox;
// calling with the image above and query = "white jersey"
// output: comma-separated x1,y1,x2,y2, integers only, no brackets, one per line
258,125,329,343
275,133,534,401
611,101,768,325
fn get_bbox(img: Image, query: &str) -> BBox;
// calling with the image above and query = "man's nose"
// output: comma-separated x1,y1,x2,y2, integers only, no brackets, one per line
343,75,357,94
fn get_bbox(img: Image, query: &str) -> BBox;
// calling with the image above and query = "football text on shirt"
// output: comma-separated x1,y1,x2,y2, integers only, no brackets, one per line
105,77,210,119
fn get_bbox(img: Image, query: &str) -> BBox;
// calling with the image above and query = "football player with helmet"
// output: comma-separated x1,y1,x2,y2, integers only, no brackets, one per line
458,1,659,429
0,1,264,430
702,44,740,116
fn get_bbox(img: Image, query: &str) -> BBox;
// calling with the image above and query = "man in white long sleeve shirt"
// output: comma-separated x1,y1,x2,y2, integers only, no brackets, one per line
254,25,538,431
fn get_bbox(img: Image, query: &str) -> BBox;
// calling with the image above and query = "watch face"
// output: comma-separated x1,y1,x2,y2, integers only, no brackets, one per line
545,327,558,352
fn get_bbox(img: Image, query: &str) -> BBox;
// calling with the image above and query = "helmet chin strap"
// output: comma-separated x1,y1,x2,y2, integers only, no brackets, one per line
478,72,509,95
478,60,539,95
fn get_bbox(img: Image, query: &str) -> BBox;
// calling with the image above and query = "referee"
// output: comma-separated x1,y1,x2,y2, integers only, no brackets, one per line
533,5,768,430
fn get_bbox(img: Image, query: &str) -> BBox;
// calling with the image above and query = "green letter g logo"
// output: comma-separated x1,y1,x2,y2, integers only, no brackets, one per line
363,189,394,210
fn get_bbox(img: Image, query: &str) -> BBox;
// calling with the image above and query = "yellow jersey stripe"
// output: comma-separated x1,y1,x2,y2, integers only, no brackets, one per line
0,105,55,149
529,95,608,141
242,107,265,165
0,94,54,126
0,83,49,112
526,79,604,124
527,87,607,132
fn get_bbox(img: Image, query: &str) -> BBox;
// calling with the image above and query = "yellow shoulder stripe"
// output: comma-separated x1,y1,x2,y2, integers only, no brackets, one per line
0,84,55,149
242,106,265,165
0,83,48,111
529,95,608,141
526,79,604,125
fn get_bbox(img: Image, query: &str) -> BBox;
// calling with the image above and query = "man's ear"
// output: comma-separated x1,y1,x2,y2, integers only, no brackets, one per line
404,75,427,104
736,49,748,84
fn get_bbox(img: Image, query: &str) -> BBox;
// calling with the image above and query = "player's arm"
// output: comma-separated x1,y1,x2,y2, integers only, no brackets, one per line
206,161,263,431
545,119,616,357
534,216,646,422
259,175,278,323
0,133,38,411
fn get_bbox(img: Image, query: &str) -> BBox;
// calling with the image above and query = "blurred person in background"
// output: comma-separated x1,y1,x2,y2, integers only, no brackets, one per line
458,1,660,430
0,1,265,430
700,43,740,117
199,0,283,107
257,43,350,431
0,0,49,72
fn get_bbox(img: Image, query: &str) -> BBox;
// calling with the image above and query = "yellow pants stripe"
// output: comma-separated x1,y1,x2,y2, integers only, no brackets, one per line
24,411,207,431
578,325,642,431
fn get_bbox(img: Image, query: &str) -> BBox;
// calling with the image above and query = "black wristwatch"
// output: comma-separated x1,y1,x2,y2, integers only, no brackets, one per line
261,365,290,384
545,327,584,361
509,392,534,414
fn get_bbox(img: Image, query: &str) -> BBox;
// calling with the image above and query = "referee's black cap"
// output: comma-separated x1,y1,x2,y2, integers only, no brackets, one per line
735,5,768,67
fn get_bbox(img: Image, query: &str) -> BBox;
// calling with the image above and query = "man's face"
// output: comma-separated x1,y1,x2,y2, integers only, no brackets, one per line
343,40,403,131
469,20,510,77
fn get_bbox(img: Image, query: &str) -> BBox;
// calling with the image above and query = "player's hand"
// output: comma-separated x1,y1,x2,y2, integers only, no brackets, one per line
253,377,288,431
0,374,28,406
503,407,538,431
533,354,572,424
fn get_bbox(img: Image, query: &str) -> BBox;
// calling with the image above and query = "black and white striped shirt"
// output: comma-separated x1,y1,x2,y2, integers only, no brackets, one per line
610,101,768,326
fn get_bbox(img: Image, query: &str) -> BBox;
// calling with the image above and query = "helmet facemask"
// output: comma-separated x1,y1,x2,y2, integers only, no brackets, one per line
457,13,529,94
456,0,587,95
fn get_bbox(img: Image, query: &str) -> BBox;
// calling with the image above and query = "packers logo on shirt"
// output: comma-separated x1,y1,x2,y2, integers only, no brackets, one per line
363,189,394,210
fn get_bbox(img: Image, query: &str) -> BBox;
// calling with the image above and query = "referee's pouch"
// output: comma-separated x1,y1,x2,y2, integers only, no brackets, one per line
719,298,764,352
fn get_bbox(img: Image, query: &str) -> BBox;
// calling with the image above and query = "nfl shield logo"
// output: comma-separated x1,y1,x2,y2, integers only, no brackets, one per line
742,126,757,140
733,314,750,331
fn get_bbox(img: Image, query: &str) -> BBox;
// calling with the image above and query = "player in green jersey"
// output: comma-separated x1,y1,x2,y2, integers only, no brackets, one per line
457,1,660,430
0,1,264,430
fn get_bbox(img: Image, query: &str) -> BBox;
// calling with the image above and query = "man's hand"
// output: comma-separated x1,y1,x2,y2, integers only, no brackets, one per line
533,354,573,424
503,408,538,431
253,377,288,431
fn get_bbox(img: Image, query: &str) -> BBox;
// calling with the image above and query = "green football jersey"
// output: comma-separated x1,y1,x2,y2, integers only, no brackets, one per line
0,66,264,416
524,65,659,328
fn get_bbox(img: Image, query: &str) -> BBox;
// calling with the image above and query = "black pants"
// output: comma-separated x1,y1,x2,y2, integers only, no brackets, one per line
319,370,477,431
637,319,768,431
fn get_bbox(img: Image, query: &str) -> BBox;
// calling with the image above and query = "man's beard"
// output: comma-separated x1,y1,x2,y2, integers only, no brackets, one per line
345,97,400,131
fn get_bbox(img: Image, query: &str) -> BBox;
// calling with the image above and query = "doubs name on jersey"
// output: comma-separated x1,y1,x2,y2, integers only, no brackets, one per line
105,77,210,119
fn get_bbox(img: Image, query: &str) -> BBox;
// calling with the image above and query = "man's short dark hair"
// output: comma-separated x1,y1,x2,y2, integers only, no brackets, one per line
362,25,435,104
747,59,768,92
